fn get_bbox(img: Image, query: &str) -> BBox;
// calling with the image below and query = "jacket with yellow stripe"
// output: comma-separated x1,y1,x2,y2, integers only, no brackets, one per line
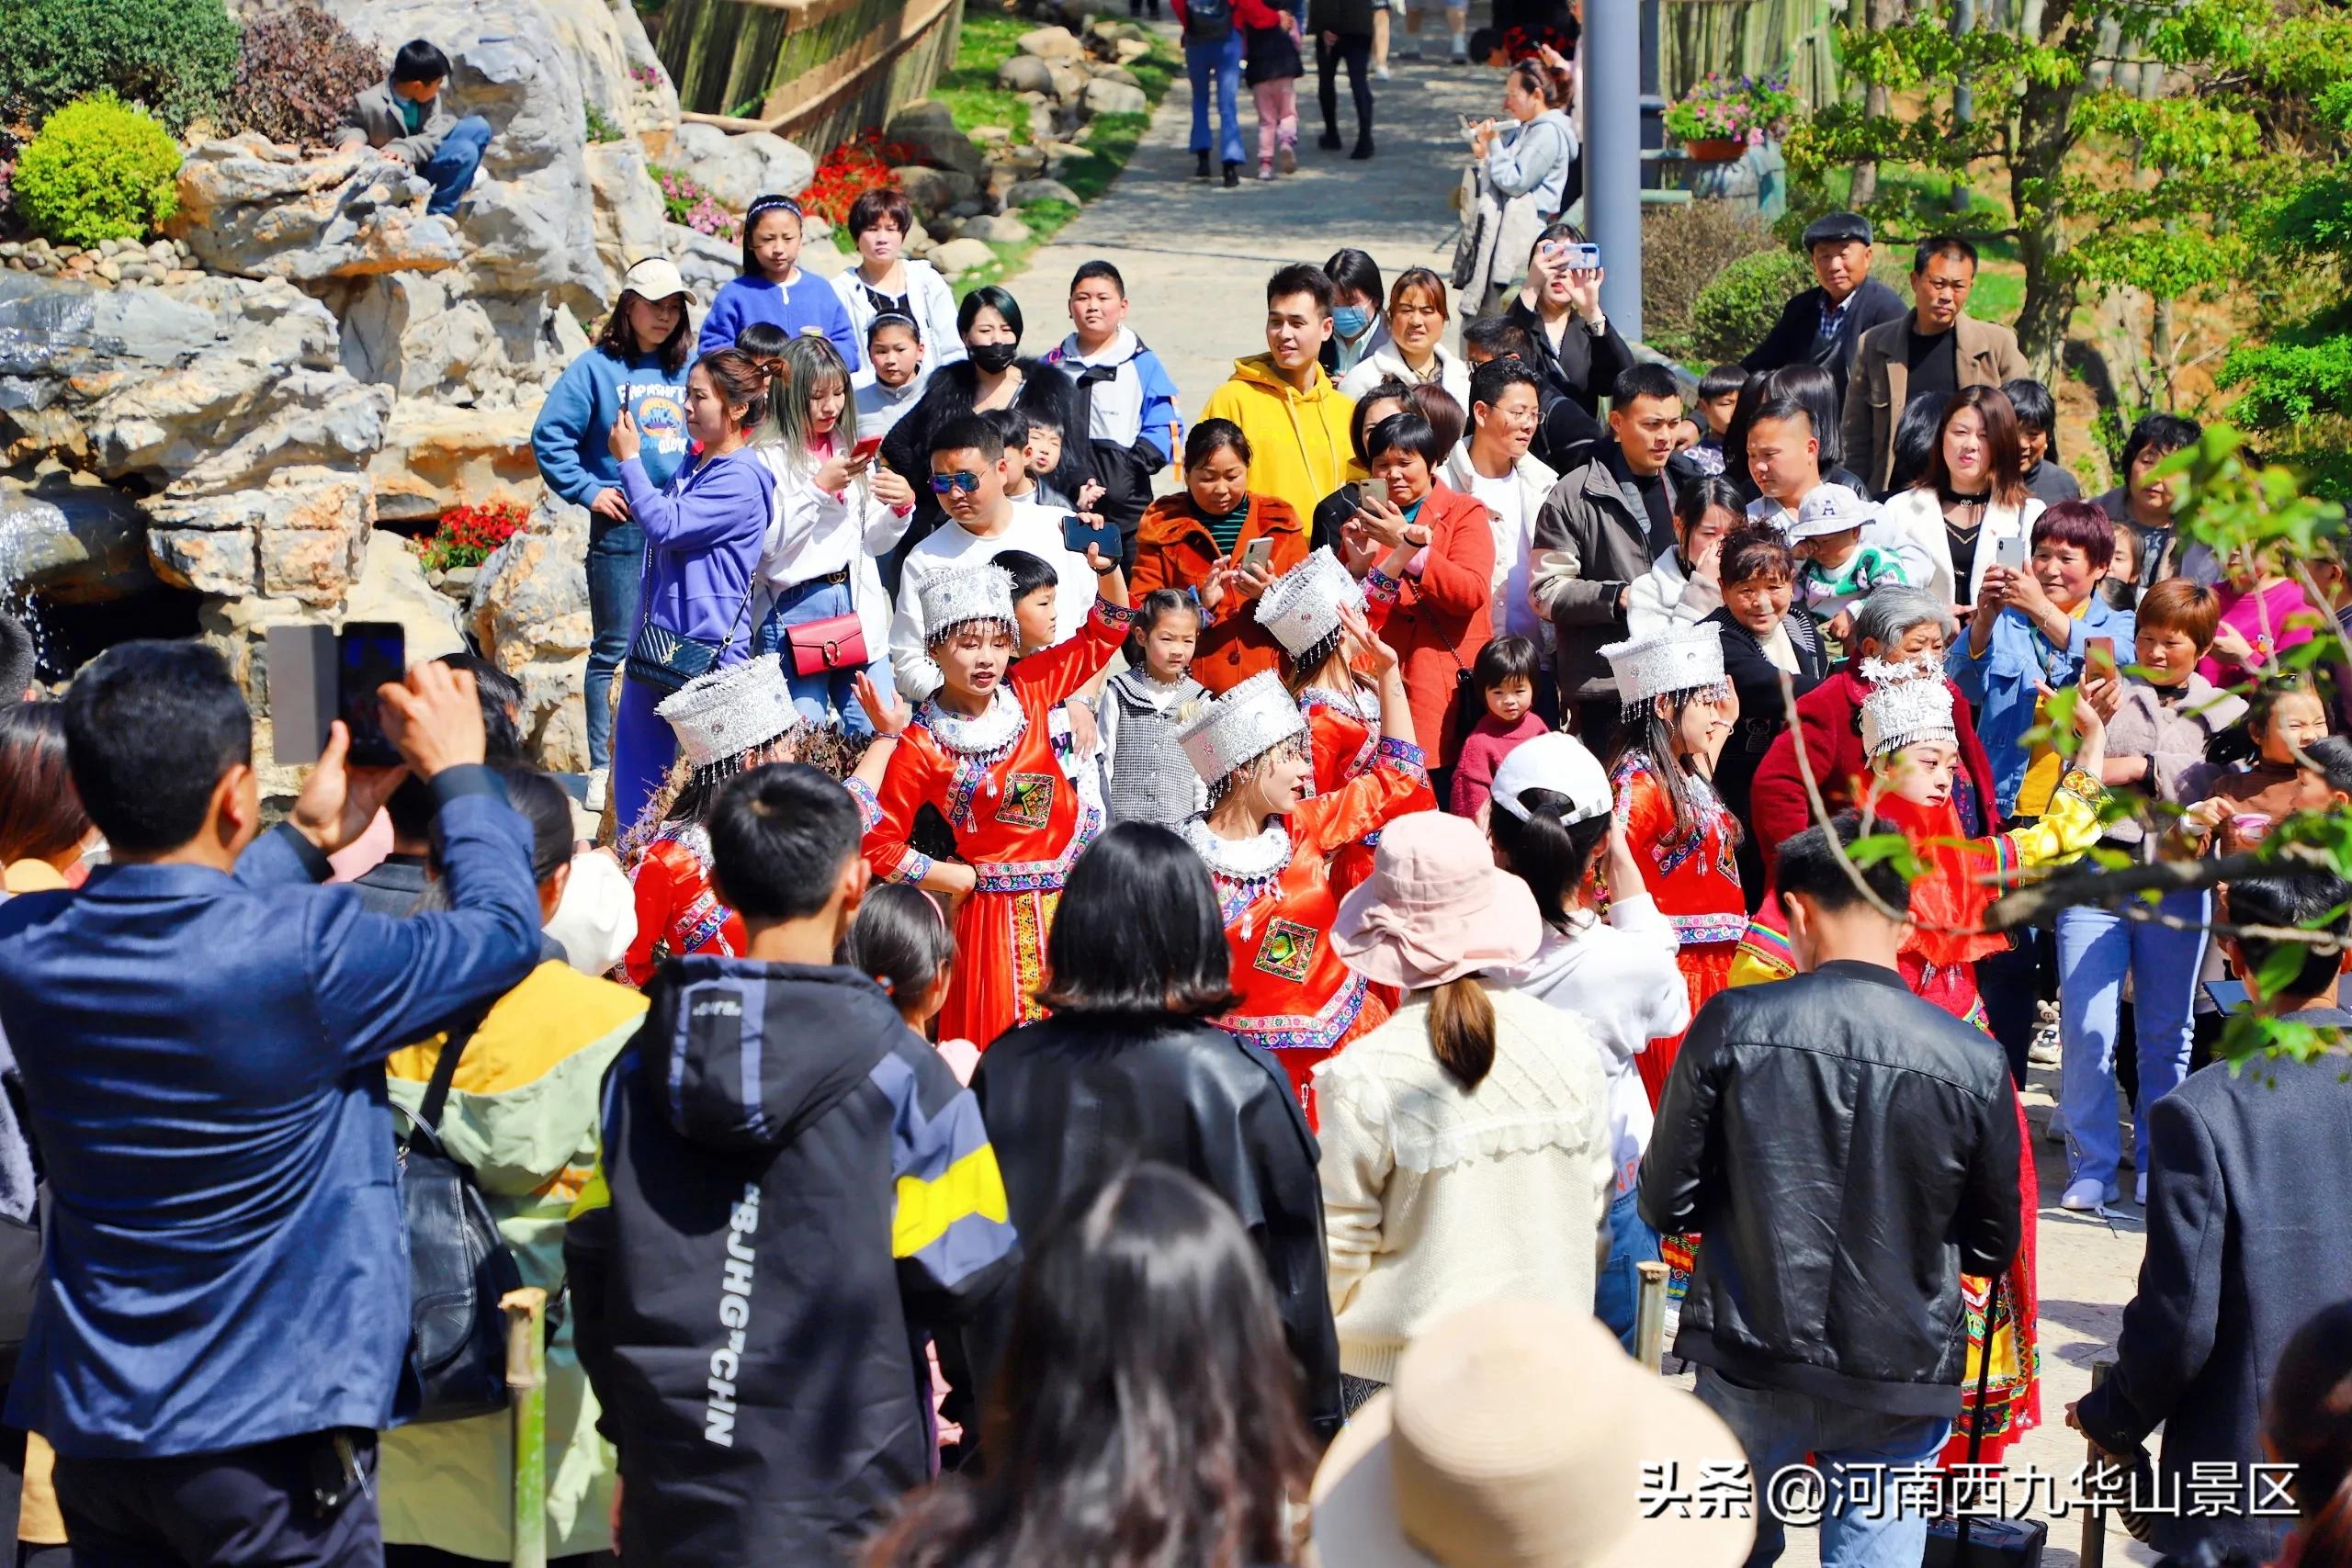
564,955,1018,1567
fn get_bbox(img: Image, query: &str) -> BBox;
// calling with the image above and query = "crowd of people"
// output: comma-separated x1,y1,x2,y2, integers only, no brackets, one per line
2,23,2352,1568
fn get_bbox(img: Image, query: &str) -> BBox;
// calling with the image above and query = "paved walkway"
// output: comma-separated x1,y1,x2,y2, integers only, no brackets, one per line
1003,41,2162,1568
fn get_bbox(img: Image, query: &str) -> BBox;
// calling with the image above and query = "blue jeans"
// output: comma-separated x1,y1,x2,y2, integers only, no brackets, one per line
753,576,889,736
1186,35,1246,165
1594,1186,1660,1354
1693,1369,1951,1568
2057,887,2209,1194
583,518,645,772
419,116,492,216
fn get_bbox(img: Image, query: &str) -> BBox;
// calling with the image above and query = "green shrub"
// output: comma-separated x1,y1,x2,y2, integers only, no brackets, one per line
0,0,239,134
1641,201,1777,351
220,2,382,147
1687,247,1813,363
14,95,184,249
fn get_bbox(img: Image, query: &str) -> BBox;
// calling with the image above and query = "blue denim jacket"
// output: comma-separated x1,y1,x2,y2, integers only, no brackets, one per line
1948,595,2135,817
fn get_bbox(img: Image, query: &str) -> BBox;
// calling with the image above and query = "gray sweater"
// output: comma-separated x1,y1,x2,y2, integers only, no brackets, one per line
334,76,458,164
1099,669,1208,828
2099,672,2243,849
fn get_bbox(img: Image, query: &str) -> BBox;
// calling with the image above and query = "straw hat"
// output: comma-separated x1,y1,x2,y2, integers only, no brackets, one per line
1332,811,1543,988
1310,1299,1754,1568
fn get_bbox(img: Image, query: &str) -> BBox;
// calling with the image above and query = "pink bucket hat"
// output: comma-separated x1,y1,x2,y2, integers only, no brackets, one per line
1332,812,1543,989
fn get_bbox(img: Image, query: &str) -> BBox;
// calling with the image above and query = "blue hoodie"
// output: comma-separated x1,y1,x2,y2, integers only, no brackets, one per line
531,347,692,508
695,271,863,371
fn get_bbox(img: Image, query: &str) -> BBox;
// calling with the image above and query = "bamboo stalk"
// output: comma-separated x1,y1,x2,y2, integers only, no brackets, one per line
1634,1260,1671,1371
504,1287,548,1568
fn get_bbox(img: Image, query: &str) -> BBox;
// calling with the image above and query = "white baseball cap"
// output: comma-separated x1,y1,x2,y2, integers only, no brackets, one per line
620,255,696,305
1785,483,1880,542
1488,730,1612,826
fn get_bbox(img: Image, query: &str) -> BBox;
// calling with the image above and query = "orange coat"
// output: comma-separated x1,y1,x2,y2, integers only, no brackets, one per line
1361,481,1494,766
1129,492,1306,694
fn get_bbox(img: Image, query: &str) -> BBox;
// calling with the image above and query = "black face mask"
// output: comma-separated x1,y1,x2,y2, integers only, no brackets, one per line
968,342,1019,374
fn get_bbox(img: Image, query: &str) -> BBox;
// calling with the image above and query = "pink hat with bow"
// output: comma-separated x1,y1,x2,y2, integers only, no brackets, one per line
1332,812,1544,989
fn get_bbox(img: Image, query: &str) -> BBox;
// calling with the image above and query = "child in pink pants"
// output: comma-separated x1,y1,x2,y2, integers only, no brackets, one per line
1239,0,1303,180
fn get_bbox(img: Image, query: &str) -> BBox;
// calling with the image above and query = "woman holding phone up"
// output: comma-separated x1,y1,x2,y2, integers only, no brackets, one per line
1131,420,1309,693
1501,222,1634,449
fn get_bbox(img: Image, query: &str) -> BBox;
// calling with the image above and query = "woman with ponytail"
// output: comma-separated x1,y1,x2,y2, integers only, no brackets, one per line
1315,810,1611,1416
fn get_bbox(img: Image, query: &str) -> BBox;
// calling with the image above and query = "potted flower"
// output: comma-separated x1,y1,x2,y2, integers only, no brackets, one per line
1663,72,1798,163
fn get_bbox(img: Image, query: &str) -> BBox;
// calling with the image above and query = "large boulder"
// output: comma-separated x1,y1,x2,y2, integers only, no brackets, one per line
672,124,814,210
928,238,999,277
147,467,374,605
586,139,669,284
0,467,157,604
343,529,466,662
368,402,541,525
1016,25,1087,60
469,492,592,769
885,101,989,182
1084,78,1148,115
664,222,742,304
166,139,466,283
332,269,576,406
892,165,982,220
1005,177,1080,208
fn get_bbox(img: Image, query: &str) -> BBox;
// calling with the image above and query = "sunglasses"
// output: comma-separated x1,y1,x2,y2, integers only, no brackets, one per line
929,472,984,495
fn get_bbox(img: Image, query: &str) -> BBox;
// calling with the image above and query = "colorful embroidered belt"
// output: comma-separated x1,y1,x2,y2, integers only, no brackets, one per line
1670,912,1749,945
1221,973,1368,1053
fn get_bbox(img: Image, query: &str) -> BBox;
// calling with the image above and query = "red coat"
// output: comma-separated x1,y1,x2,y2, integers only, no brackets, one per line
1128,492,1306,694
1361,481,1494,766
1746,661,1999,879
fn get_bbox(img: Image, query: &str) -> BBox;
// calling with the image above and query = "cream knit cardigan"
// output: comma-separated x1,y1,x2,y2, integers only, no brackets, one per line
1313,982,1612,1383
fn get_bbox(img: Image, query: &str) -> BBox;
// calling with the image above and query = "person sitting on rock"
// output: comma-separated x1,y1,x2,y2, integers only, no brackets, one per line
334,39,492,220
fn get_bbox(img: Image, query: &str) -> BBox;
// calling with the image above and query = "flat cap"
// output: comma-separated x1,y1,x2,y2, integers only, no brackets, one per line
1801,211,1872,248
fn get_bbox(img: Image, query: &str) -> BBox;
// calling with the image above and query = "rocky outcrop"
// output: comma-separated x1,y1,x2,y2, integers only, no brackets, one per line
369,403,544,525
345,530,467,664
0,468,157,604
670,122,815,208
469,493,592,771
167,139,467,282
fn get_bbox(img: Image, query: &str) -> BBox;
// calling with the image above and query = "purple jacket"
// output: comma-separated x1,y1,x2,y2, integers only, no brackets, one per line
620,448,774,655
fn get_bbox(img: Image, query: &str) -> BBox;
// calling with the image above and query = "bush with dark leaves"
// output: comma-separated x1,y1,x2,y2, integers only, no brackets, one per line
0,0,239,135
1687,248,1815,364
1640,201,1779,355
220,3,385,148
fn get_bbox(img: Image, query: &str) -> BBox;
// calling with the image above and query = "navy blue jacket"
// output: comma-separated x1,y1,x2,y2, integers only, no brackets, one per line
0,768,541,1458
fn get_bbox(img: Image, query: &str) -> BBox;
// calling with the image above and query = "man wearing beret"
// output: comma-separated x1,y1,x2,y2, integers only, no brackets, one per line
1739,212,1907,408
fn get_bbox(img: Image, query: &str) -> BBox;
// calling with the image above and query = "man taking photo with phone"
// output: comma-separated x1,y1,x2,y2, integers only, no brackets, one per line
0,644,541,1566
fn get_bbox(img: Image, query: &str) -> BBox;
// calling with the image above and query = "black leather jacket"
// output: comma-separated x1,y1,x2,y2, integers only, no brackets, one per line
1638,961,2021,1416
973,1011,1342,1439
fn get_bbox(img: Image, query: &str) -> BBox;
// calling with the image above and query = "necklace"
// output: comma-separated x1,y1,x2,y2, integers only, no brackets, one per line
919,687,1026,768
1182,815,1293,932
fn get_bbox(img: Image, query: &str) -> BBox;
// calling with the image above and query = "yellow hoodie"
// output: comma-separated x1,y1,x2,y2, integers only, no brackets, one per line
1197,354,1359,525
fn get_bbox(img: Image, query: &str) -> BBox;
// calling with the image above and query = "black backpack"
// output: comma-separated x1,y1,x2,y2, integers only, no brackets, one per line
395,1013,526,1425
1185,0,1233,44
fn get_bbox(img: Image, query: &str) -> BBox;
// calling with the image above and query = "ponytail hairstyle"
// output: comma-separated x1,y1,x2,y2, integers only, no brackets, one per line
768,335,857,474
734,321,794,430
839,884,956,1014
1507,56,1570,109
1123,587,1204,667
695,347,779,437
1487,787,1612,930
1427,976,1498,1090
2265,1300,2352,1564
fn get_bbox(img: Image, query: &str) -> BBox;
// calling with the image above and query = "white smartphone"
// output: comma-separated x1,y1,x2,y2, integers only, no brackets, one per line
1238,536,1275,572
1991,534,2030,573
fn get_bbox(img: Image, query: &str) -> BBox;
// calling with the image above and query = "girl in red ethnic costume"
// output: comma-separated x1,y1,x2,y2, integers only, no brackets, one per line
1176,615,1428,1120
1254,546,1435,899
623,653,899,984
1599,624,1745,1109
859,552,1129,1045
1729,660,2113,1468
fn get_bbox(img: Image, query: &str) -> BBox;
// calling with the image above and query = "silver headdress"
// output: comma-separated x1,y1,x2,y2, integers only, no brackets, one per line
655,653,805,779
1178,670,1310,784
1600,624,1728,717
1859,660,1957,759
919,563,1016,649
1253,547,1366,659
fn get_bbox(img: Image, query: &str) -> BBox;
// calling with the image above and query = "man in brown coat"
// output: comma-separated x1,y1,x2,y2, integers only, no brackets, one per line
1841,236,2028,493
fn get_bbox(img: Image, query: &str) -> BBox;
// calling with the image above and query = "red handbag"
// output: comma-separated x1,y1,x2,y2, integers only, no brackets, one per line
784,611,868,677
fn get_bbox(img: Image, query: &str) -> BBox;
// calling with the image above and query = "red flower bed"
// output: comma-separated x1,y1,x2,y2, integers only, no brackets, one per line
799,130,927,227
415,500,528,573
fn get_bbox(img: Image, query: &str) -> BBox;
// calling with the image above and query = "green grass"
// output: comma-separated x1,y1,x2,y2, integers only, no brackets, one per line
934,6,1036,143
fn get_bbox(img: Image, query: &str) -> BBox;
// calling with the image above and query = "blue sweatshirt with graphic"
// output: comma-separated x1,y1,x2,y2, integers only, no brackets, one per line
694,271,863,371
531,347,693,508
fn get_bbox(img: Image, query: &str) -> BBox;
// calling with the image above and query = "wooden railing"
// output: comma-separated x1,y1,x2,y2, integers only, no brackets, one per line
655,0,962,148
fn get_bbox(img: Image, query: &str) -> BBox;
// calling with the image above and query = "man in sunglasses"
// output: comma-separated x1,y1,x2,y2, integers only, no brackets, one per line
887,413,1102,701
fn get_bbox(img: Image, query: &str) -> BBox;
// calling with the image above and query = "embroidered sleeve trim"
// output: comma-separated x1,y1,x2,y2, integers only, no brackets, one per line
1363,569,1402,606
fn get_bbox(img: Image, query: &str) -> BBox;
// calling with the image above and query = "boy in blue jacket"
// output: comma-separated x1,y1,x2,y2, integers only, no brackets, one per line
1044,260,1181,565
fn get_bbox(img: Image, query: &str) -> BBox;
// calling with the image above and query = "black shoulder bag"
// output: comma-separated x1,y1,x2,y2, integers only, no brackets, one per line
1922,1276,2047,1565
395,1015,526,1425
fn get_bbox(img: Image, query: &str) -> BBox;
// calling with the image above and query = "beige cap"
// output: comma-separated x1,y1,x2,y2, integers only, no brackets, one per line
620,255,696,304
1310,1300,1755,1568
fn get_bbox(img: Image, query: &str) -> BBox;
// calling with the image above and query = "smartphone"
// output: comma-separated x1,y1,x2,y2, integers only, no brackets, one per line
1564,242,1601,272
2086,635,2118,682
851,434,883,462
267,624,335,766
1991,534,2030,574
1238,536,1275,572
1061,512,1119,559
337,622,406,768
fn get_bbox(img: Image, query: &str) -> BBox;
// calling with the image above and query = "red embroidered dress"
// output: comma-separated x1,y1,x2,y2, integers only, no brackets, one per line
859,596,1127,1046
626,824,744,987
1182,742,1428,1119
1300,681,1438,899
1609,750,1746,1107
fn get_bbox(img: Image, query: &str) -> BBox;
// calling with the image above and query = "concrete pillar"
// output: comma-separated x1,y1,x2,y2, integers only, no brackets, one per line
1586,0,1643,341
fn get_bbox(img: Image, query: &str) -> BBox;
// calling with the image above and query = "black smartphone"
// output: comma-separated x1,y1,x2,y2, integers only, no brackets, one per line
337,622,405,768
1061,512,1119,559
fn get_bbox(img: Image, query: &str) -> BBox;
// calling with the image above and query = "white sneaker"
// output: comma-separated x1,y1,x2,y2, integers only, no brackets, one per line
1374,62,1393,79
1449,32,1469,62
2028,1027,2063,1067
2135,1173,2149,1206
584,767,608,814
2060,1177,2113,1213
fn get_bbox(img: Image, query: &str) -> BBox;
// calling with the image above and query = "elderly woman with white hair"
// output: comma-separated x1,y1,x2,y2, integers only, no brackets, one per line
1743,583,2000,883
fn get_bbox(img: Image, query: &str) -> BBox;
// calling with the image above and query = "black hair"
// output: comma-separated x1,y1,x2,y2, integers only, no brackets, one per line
1774,813,1912,917
387,654,526,843
1610,362,1682,409
986,404,1036,454
1488,791,1613,930
839,884,956,1011
1040,824,1236,1015
64,640,251,856
2122,412,2202,473
1319,249,1382,310
2225,870,2352,1000
866,310,922,345
0,703,88,866
1912,233,1979,274
1461,316,1534,363
931,413,1007,464
1887,389,1954,495
1405,382,1466,454
2305,737,2352,797
707,763,862,924
995,549,1058,604
2262,1299,2352,1558
846,186,914,240
1012,401,1065,447
957,284,1024,340
1364,411,1448,469
492,765,576,884
1717,369,1775,494
2001,378,2058,440
390,39,452,85
1676,474,1747,536
1763,363,1845,471
865,1164,1314,1568
2248,671,2324,747
1720,524,1795,586
1473,635,1541,696
1529,218,1588,262
1748,392,1814,437
594,287,693,378
1123,588,1204,666
1183,417,1251,470
734,321,792,361
1069,259,1125,297
1699,363,1748,401
1267,262,1337,316
739,194,805,277
1468,355,1541,416
1348,378,1413,466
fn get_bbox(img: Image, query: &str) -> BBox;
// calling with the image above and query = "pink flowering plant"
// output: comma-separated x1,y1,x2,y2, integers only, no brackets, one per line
630,63,664,90
649,164,741,242
1663,73,1797,147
